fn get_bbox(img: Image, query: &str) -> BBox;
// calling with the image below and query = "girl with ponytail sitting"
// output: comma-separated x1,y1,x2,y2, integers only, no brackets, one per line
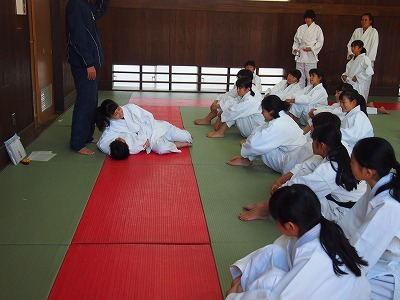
206,76,264,138
339,137,400,300
226,184,370,300
240,123,366,222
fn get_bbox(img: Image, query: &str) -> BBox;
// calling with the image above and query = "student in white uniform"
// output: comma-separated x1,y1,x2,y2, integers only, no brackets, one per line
226,95,306,173
339,89,374,152
264,69,302,101
339,137,400,300
194,69,261,126
96,99,192,159
292,9,324,88
244,60,262,93
226,184,370,300
283,111,342,175
347,13,378,101
307,82,353,124
239,124,366,222
342,40,374,100
206,77,264,138
286,68,328,126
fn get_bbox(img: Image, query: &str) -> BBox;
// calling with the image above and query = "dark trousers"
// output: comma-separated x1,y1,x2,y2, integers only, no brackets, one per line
69,65,99,151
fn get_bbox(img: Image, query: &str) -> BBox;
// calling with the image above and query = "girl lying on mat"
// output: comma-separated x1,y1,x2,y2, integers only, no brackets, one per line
226,184,370,300
95,99,192,160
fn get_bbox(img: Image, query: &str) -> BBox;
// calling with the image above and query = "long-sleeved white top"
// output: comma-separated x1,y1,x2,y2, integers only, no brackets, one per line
347,26,379,62
342,53,374,99
227,224,371,300
265,80,302,101
241,111,306,173
340,105,374,152
292,22,324,63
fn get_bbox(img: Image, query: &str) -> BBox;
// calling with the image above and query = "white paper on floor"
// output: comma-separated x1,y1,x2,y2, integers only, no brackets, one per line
28,151,57,162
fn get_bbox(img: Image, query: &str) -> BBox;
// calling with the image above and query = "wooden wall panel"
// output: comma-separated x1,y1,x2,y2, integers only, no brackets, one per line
97,1,400,95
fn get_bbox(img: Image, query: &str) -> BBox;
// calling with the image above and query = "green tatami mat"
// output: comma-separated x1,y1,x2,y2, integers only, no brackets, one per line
0,245,67,300
194,164,280,244
0,163,101,244
213,242,273,295
25,125,104,164
369,111,400,156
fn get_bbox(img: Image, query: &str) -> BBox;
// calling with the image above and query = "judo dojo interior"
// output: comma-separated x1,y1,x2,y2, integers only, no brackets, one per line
1,0,400,299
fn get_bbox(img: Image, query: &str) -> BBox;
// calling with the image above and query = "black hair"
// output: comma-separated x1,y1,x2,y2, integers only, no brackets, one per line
362,13,374,26
244,60,256,68
261,95,290,119
109,140,130,160
312,112,341,130
96,99,119,132
335,82,353,93
237,69,253,81
351,40,367,54
236,76,255,97
339,90,367,116
353,137,400,201
309,68,327,90
303,9,316,22
312,124,359,191
269,184,368,277
288,69,302,81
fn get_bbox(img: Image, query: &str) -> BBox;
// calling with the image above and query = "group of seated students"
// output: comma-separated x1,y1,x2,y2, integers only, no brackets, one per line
94,60,399,299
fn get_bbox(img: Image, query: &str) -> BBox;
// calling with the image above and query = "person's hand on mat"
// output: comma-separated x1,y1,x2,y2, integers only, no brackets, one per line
239,139,247,146
226,276,243,297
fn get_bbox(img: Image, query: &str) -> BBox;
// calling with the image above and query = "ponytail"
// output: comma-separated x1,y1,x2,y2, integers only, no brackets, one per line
261,95,290,119
312,124,358,191
95,99,119,132
353,137,400,202
339,90,367,116
269,185,367,277
319,217,368,276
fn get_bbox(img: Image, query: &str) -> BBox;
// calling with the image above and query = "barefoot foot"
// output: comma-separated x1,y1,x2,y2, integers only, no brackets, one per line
239,206,269,221
175,142,193,148
194,118,211,125
242,200,268,211
378,106,390,114
206,131,224,138
77,147,95,155
227,156,251,166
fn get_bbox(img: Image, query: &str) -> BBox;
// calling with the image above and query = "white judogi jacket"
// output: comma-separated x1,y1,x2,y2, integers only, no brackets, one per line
340,106,374,152
265,80,302,101
227,225,371,300
292,22,324,63
217,85,262,110
312,102,346,121
342,53,374,99
347,26,379,62
287,157,367,222
220,91,264,138
339,173,400,298
289,83,328,125
241,111,306,173
253,74,262,93
97,104,190,155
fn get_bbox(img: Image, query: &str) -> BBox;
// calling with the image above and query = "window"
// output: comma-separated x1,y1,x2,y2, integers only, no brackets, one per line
112,65,285,93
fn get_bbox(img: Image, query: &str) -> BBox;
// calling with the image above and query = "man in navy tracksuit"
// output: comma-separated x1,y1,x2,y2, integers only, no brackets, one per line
66,0,109,155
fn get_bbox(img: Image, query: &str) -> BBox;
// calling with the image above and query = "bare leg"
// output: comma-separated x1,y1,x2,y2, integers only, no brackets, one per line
239,203,270,221
227,156,251,166
77,147,95,155
207,122,228,138
214,116,222,131
194,110,218,125
242,199,269,211
174,141,193,148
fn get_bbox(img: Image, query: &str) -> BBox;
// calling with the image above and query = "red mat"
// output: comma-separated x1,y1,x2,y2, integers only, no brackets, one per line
49,244,222,300
72,164,209,244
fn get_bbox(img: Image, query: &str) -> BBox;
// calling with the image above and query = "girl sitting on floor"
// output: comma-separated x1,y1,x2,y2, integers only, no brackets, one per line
227,95,306,173
206,76,264,138
339,137,400,300
226,184,370,300
239,124,366,222
96,99,192,159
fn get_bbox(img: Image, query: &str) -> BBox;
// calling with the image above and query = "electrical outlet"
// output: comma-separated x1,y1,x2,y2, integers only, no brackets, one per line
12,113,16,126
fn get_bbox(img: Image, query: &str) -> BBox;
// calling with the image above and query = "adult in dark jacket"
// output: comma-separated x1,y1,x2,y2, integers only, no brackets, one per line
66,0,109,155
